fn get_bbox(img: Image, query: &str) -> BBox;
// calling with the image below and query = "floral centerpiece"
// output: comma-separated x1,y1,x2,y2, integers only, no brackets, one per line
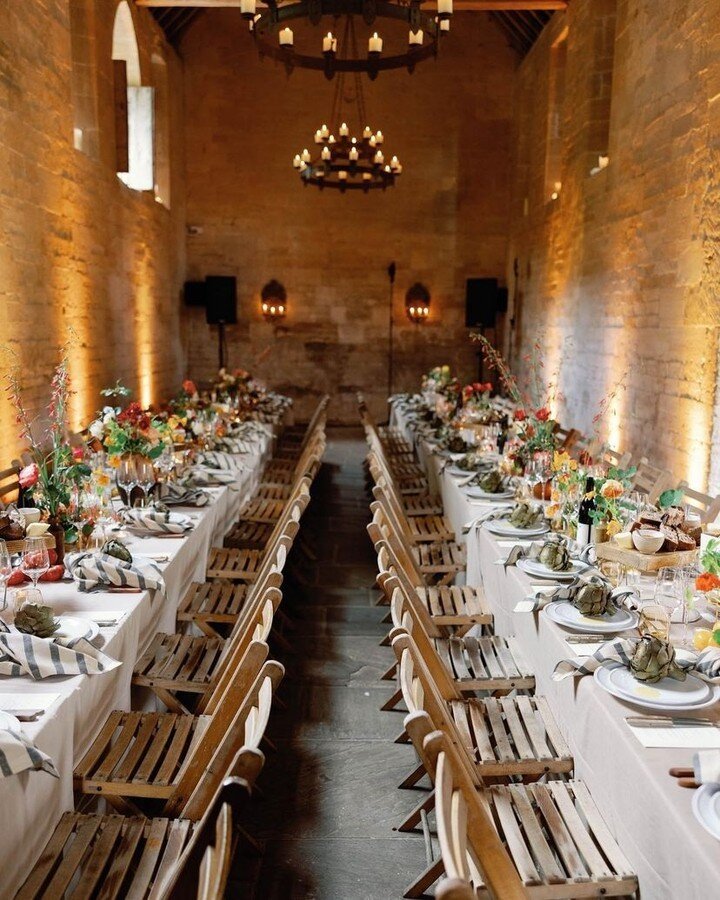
88,384,170,461
585,467,636,538
7,350,91,560
213,367,252,401
545,450,584,533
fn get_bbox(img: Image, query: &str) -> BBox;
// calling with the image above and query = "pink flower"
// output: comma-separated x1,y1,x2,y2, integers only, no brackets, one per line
72,447,84,461
19,463,40,488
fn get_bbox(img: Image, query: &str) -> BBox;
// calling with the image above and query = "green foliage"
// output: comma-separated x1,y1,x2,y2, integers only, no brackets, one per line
701,538,720,575
658,488,684,509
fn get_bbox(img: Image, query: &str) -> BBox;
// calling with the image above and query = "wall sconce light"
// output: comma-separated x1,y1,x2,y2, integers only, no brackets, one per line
261,279,287,320
405,282,431,323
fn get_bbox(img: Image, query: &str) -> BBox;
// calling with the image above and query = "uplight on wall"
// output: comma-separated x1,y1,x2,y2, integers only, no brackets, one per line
261,279,287,320
405,282,431,323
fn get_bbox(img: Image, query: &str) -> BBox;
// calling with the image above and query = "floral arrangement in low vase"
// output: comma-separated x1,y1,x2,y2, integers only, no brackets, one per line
693,539,720,650
88,383,171,461
213,367,252,402
546,450,584,534
585,467,637,540
7,349,92,561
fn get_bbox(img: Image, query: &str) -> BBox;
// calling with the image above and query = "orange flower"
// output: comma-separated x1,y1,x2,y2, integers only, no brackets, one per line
696,572,720,593
600,479,624,500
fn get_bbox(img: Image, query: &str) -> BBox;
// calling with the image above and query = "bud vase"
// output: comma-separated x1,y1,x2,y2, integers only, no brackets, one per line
48,515,65,565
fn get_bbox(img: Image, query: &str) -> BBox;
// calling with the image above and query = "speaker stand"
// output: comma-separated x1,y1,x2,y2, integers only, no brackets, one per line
216,322,227,370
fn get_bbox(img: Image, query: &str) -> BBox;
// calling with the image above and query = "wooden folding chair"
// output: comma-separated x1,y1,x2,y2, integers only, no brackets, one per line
74,640,282,820
15,776,253,900
408,719,638,900
271,395,329,462
553,425,580,452
358,394,415,460
676,480,720,523
372,479,454,543
631,458,673,503
0,463,21,508
364,427,428,494
367,449,443,517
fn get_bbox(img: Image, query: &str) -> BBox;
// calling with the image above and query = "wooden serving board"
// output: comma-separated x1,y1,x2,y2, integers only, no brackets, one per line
4,535,56,553
595,540,698,572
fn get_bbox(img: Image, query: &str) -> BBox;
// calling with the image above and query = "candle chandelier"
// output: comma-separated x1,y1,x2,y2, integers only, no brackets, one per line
244,0,453,79
292,18,402,191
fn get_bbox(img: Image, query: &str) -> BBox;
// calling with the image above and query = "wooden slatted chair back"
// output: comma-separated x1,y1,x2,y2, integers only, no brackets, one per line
410,722,530,900
631,458,673,503
601,445,632,471
293,395,329,455
371,481,417,546
676,480,720,523
367,448,408,502
0,463,20,507
368,502,434,597
554,426,580,452
166,640,278,820
157,776,251,899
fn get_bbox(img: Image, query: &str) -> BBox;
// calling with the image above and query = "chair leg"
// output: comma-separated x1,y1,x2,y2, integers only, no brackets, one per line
380,611,392,624
396,789,435,833
394,729,410,744
379,633,391,647
381,688,403,712
404,857,444,899
381,662,398,681
398,762,426,790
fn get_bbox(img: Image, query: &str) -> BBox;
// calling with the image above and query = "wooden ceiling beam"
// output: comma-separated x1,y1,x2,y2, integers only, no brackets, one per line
136,1,568,10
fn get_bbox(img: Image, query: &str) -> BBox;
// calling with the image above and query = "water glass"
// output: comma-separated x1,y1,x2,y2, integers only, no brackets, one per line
134,459,156,508
639,603,671,641
0,540,12,613
20,537,50,592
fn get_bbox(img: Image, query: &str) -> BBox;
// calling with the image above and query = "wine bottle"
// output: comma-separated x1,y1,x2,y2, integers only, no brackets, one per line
576,476,596,548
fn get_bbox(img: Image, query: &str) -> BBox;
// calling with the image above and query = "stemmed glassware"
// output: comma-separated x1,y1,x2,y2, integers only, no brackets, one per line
134,459,156,508
20,537,50,597
116,458,139,508
0,540,12,614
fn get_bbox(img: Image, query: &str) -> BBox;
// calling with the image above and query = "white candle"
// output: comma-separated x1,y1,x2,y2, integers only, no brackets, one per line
321,123,329,137
362,172,372,181
279,27,293,46
395,163,403,174
240,0,256,14
409,29,423,46
375,130,384,145
374,150,384,165
321,146,331,161
349,146,359,161
328,134,336,144
368,32,383,53
301,148,311,163
369,135,377,148
437,0,453,14
292,154,302,169
390,156,400,170
339,122,349,137
314,130,323,143
363,125,372,139
323,32,337,53
439,18,450,32
338,170,348,181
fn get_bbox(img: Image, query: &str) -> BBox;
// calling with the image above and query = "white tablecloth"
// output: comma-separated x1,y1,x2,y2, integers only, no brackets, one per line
0,433,271,896
391,400,720,900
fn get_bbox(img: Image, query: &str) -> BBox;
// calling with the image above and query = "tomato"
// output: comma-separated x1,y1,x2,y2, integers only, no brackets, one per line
39,565,65,582
6,569,25,586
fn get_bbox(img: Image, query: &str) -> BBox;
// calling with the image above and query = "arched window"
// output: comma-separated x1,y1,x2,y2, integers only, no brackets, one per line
112,1,154,191
69,0,99,157
152,53,171,208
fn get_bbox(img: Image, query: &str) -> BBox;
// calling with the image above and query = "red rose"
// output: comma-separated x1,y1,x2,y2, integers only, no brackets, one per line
513,409,526,422
535,407,550,421
18,463,39,488
72,447,84,461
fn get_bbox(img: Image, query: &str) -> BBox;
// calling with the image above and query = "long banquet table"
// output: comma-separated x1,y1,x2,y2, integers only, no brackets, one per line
0,431,273,896
391,398,720,900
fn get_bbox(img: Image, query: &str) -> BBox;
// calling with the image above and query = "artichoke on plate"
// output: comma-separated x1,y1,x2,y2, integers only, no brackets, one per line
538,540,571,572
102,539,133,564
630,635,686,684
14,603,60,638
478,470,505,494
574,581,613,616
508,503,544,529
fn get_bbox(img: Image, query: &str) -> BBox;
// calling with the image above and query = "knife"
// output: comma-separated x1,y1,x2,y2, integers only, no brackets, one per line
626,716,718,728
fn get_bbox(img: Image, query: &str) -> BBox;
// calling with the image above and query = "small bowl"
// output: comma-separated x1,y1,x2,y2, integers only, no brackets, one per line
632,528,665,554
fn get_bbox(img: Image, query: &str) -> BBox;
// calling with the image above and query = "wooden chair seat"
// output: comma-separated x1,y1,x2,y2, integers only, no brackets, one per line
133,633,225,696
403,493,444,517
207,547,264,582
392,461,427,480
412,541,466,580
224,520,274,550
408,514,455,543
255,482,292,501
449,696,572,777
14,812,192,900
239,496,286,524
417,584,493,628
74,711,206,802
177,581,251,634
434,634,534,692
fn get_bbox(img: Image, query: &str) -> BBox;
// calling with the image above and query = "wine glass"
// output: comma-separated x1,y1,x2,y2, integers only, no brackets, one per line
116,458,139,508
524,458,541,501
135,459,156,508
0,540,12,614
20,537,50,595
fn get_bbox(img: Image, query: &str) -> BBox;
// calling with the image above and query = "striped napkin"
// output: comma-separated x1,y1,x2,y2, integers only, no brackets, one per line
159,483,210,508
515,574,638,613
553,637,720,684
694,750,720,784
200,451,248,471
0,713,58,779
212,437,255,454
183,466,237,487
122,509,192,535
0,623,120,679
66,551,167,598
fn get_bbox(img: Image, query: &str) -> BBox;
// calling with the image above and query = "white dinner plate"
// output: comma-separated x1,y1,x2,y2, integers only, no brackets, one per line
544,601,638,633
594,662,720,713
517,557,589,582
693,784,720,841
53,616,100,644
464,486,517,500
485,519,549,539
606,663,712,707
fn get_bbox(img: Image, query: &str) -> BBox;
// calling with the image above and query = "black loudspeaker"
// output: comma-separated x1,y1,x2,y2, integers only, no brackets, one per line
184,280,207,307
205,276,237,325
465,278,499,328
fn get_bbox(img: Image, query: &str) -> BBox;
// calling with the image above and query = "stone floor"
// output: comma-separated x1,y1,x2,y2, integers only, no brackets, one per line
249,427,428,899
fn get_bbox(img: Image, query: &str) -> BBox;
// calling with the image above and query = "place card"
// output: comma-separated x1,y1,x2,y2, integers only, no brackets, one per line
626,724,720,750
86,611,127,628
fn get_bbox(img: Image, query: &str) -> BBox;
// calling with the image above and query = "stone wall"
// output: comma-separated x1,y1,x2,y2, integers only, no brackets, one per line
508,0,720,490
0,0,186,462
180,12,517,423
